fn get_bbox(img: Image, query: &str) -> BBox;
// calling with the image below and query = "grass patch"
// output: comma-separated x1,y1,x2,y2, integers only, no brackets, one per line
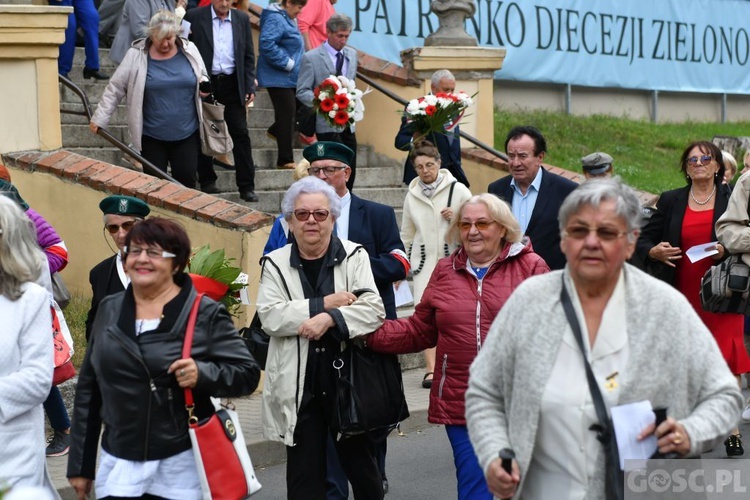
63,292,89,369
493,109,750,194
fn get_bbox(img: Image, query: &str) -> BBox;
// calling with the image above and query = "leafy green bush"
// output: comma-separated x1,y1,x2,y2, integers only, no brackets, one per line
64,292,89,369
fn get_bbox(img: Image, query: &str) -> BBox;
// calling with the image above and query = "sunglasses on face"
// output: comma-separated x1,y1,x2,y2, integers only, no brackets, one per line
105,220,137,234
687,155,713,165
293,209,330,222
564,225,628,241
458,220,496,231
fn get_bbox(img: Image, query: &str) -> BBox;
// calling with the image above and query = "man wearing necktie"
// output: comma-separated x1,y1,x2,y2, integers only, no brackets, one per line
184,0,259,202
297,13,359,191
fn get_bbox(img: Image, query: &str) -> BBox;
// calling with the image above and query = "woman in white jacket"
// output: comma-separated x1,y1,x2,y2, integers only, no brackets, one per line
401,140,471,388
0,196,54,491
90,10,207,188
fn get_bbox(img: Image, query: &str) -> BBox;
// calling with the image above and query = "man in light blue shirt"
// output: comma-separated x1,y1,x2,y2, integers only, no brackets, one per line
488,126,578,269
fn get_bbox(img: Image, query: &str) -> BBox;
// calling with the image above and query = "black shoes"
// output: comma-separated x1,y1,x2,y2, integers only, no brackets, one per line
200,182,220,195
725,434,744,457
239,189,258,202
83,67,110,80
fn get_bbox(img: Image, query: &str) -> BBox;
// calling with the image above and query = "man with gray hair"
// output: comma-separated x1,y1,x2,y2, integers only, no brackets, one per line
297,14,359,191
395,69,470,187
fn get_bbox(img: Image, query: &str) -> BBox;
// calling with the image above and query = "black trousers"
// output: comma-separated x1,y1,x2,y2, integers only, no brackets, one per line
286,396,383,500
317,127,357,192
266,87,296,166
140,129,199,188
198,73,255,191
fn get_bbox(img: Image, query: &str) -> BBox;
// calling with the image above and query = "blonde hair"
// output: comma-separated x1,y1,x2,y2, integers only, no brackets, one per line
294,159,310,181
0,197,46,300
445,194,522,247
147,10,182,41
722,150,738,179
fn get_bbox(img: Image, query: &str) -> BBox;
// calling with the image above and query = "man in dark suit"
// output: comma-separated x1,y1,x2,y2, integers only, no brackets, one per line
297,14,359,191
303,142,408,497
184,0,258,202
85,195,150,340
395,69,469,188
488,126,577,270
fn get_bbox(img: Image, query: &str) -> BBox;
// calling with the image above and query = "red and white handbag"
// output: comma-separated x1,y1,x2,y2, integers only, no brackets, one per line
183,293,262,500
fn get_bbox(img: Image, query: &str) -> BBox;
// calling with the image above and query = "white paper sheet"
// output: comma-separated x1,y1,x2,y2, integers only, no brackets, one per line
611,400,657,469
685,241,719,263
393,281,413,307
181,20,191,39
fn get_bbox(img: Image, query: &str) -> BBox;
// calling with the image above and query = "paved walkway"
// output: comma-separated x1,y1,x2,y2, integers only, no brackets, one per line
47,368,432,499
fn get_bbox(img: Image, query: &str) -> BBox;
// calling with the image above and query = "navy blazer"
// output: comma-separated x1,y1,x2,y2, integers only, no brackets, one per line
488,168,577,270
348,194,407,319
635,183,731,285
85,255,126,341
184,6,256,103
394,114,469,188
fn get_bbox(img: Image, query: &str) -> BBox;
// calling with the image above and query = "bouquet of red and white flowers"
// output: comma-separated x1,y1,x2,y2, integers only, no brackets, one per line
187,245,249,315
312,75,365,129
404,91,474,139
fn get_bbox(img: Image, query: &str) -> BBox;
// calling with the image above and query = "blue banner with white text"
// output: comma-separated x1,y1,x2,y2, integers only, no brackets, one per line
339,0,750,93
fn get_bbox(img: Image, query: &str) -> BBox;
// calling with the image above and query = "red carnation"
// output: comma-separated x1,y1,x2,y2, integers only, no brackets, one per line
323,78,340,89
320,98,335,112
334,93,350,108
314,86,321,98
334,110,350,125
425,105,437,116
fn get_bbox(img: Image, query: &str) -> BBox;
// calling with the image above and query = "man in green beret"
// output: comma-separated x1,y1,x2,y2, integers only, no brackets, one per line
84,195,150,340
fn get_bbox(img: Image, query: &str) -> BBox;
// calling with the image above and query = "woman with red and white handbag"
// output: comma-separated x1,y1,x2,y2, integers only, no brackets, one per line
67,218,260,500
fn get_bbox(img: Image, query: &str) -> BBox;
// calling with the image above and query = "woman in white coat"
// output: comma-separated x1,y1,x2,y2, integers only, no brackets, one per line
0,196,54,491
401,140,471,388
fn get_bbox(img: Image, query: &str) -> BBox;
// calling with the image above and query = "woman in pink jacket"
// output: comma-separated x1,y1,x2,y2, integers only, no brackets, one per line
366,194,549,500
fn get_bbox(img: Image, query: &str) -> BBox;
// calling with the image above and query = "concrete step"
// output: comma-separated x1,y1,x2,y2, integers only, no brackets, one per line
60,82,275,110
61,102,275,127
211,164,402,192
72,47,118,70
67,147,132,167
219,186,407,212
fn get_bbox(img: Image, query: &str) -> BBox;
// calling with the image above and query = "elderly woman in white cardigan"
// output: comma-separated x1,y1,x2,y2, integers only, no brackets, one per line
0,196,54,491
400,140,471,388
466,178,742,499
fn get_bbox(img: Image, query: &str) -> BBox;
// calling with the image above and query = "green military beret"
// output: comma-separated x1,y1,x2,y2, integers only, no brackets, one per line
99,195,150,217
0,179,29,210
302,141,355,166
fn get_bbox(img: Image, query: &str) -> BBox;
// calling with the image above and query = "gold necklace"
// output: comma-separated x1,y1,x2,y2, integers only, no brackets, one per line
690,184,717,205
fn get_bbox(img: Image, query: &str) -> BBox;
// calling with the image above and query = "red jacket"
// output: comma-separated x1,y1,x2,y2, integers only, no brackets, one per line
368,239,549,425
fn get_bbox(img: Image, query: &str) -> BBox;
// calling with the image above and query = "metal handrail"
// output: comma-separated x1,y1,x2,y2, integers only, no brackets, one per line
355,72,508,162
58,74,182,185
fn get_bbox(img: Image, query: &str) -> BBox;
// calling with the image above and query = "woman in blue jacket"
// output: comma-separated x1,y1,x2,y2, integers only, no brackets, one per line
257,0,307,170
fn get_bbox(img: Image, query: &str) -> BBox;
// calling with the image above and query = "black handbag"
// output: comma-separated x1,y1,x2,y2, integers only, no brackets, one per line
239,312,270,370
332,341,410,438
560,277,624,500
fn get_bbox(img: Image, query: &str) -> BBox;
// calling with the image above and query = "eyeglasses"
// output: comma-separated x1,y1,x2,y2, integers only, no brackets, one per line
414,162,439,171
307,166,347,177
563,225,629,241
293,209,330,222
687,155,713,165
458,220,496,231
105,220,137,234
125,246,177,259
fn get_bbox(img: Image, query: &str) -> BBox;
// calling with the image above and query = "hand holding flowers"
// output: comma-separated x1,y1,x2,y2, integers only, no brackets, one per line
313,75,366,129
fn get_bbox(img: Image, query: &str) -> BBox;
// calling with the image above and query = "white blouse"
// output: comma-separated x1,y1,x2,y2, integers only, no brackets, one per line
522,270,629,500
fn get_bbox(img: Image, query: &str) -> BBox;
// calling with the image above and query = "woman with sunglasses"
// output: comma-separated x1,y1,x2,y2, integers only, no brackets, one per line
257,176,387,499
68,217,260,500
365,194,548,499
637,140,750,456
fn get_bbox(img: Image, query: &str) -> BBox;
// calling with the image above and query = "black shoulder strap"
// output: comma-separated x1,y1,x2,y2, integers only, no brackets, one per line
447,180,457,208
559,275,612,445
